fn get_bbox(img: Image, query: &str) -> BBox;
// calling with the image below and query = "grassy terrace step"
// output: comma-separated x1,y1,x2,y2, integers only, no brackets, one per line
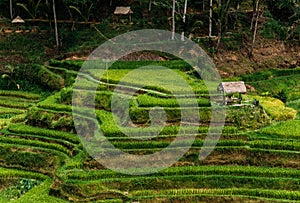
130,188,300,201
87,137,300,151
106,133,249,142
249,140,300,151
0,100,33,109
0,96,39,104
100,125,238,138
130,196,296,203
0,90,41,100
37,94,72,112
74,81,211,99
259,120,300,139
107,147,300,168
117,145,300,153
0,107,25,115
104,140,246,150
1,131,78,153
137,94,211,107
7,124,80,144
0,144,67,176
96,110,238,137
62,176,300,200
0,143,68,161
0,135,72,156
0,167,47,180
65,165,300,180
49,59,194,71
73,77,205,98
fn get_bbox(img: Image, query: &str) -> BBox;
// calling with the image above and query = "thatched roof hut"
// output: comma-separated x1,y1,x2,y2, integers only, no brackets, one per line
114,7,133,22
218,81,247,94
218,81,247,105
12,16,25,23
114,7,133,15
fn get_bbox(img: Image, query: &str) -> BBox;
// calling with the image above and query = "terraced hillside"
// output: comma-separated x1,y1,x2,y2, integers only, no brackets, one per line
0,61,299,202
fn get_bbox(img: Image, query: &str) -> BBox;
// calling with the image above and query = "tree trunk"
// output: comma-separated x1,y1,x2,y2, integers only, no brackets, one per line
234,0,240,30
216,19,222,51
181,0,188,41
250,0,260,58
53,0,59,47
209,0,213,37
172,0,175,40
250,0,259,31
149,0,152,11
10,0,13,19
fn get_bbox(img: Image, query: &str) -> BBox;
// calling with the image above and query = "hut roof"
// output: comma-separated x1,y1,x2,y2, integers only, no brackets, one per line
114,6,133,15
12,16,25,23
218,81,247,94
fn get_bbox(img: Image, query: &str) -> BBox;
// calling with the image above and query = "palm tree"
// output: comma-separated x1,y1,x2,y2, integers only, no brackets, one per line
215,0,233,50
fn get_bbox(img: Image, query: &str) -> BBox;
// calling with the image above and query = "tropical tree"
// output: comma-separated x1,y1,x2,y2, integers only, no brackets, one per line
213,0,235,50
267,0,300,41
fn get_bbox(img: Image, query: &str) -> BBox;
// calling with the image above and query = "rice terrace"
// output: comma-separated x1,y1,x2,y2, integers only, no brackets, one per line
0,0,300,202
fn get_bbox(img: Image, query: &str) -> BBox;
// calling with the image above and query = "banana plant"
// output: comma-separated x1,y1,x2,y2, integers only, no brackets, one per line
69,2,94,22
16,0,42,19
213,0,235,51
1,65,20,90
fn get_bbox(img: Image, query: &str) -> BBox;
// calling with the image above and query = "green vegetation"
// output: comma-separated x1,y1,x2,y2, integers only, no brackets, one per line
252,96,297,121
260,120,300,138
0,0,299,200
0,58,299,202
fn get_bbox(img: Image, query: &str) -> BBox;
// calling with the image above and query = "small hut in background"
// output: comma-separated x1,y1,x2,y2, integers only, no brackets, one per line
218,81,247,105
114,6,133,22
12,16,25,32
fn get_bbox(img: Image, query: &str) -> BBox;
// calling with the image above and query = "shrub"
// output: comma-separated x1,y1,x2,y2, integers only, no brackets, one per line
252,96,297,121
260,19,288,40
5,152,47,168
29,65,65,91
49,59,84,71
59,87,73,105
37,94,72,112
